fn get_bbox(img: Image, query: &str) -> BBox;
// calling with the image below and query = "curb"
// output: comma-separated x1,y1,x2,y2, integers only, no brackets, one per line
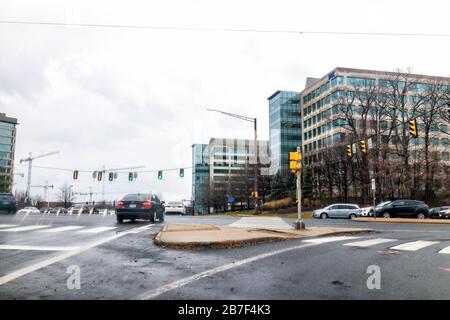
153,228,374,250
354,218,450,224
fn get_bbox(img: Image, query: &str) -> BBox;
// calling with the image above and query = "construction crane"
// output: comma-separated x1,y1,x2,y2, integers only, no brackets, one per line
31,181,54,208
20,151,60,203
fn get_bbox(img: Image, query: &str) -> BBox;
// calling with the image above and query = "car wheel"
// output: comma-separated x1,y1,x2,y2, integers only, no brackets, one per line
349,213,357,219
383,212,390,218
116,216,124,224
320,213,328,219
417,212,426,219
149,210,156,223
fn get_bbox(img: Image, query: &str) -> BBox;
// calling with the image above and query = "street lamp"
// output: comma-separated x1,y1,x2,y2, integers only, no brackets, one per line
206,108,260,213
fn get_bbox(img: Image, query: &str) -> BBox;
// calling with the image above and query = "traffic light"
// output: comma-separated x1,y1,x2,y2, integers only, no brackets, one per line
179,168,184,178
447,103,450,119
346,144,353,158
289,151,301,174
108,172,113,182
360,140,367,154
251,191,258,198
128,172,133,181
73,170,78,180
97,171,103,181
408,119,418,138
158,170,163,180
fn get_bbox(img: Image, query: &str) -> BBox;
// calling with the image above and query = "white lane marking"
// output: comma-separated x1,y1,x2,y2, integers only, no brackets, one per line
438,246,450,254
138,235,359,300
77,226,117,234
0,224,18,229
38,226,85,233
0,223,154,286
302,236,360,244
128,224,155,234
0,245,80,251
343,238,397,247
390,240,440,251
0,225,51,232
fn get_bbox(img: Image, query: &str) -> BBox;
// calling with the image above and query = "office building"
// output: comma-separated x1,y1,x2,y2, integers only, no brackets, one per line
267,90,302,175
0,113,18,193
191,143,210,214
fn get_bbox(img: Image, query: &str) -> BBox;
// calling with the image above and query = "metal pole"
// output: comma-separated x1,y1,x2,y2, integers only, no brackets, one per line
253,118,259,213
295,146,305,230
25,154,32,203
102,165,105,204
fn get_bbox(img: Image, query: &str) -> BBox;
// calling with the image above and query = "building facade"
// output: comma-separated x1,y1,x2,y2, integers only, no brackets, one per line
191,143,210,214
300,67,449,164
268,90,302,175
191,138,269,213
0,113,18,193
299,67,450,200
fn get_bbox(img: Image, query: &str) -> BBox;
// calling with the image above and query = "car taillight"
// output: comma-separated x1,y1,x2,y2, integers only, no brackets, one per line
116,201,124,208
143,201,152,208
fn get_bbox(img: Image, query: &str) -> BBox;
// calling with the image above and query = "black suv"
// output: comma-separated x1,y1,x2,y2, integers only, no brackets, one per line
115,193,165,224
0,193,17,214
374,200,430,219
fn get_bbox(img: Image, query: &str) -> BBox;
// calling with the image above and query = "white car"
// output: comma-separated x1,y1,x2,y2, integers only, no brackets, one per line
17,207,40,215
358,207,374,217
164,201,187,215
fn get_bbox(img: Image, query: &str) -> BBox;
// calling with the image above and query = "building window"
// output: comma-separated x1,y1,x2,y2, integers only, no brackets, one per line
442,152,449,161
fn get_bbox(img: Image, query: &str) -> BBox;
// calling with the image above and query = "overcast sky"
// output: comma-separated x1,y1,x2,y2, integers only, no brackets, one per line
1,0,449,202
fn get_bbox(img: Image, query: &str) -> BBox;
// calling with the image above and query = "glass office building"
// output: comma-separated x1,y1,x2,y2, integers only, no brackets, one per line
191,144,210,214
268,91,302,175
0,113,18,193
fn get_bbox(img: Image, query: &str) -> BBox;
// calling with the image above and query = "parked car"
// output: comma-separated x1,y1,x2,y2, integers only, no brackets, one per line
165,201,188,215
313,203,361,219
430,206,450,219
47,207,68,214
0,193,17,214
358,207,373,217
182,200,194,215
115,193,165,223
70,204,99,214
374,199,430,218
17,207,40,215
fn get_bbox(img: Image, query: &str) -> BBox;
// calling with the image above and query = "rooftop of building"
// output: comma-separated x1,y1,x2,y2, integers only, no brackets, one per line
267,90,301,101
0,113,18,124
302,66,450,93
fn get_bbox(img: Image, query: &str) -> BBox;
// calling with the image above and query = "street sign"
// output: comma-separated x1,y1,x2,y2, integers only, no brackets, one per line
227,197,235,203
367,138,373,150
371,178,376,191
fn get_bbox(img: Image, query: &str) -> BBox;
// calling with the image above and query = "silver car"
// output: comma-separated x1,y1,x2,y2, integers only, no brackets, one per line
313,203,361,219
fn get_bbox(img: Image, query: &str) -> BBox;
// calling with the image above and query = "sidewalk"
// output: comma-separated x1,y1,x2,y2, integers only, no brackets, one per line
154,223,373,249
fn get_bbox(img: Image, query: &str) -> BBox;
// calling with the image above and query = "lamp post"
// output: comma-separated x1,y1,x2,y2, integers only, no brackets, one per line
207,108,260,213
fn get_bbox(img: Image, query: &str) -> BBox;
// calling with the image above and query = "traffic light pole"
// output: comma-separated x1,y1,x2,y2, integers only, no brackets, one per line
294,147,305,230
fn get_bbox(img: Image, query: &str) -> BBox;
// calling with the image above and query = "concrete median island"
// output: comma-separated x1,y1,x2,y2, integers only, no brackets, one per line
154,223,374,250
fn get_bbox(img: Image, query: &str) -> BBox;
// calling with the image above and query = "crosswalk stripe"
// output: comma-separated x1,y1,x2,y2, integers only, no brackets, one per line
38,226,85,233
344,238,397,247
0,245,80,251
0,224,18,229
390,240,440,251
0,225,51,232
302,236,360,244
77,226,117,234
438,246,450,254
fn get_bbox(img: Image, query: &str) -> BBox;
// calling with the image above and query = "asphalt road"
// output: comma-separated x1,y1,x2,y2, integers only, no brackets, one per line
0,212,449,299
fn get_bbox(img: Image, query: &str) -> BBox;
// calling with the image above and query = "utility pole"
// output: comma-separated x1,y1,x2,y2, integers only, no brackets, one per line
20,151,59,203
206,108,260,213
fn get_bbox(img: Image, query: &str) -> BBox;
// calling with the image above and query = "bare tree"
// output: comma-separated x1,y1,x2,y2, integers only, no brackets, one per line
57,183,75,208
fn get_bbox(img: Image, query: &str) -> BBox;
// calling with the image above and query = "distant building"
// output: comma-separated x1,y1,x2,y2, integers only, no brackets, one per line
191,138,269,213
0,113,18,193
267,90,302,175
191,144,210,214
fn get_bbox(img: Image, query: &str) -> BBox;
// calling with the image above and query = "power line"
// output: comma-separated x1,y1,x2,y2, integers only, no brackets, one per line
1,20,450,38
